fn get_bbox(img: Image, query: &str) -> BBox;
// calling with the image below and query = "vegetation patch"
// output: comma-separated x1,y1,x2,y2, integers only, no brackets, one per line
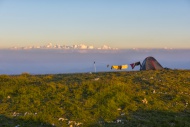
0,70,190,126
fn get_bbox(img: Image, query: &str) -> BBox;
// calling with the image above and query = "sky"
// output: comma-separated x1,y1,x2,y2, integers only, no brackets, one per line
0,0,190,49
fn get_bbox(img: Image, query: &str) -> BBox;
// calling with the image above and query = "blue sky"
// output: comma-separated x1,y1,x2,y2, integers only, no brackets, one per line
0,0,190,49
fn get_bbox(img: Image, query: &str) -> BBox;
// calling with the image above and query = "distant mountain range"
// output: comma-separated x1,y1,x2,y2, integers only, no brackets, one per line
11,43,118,50
9,43,188,51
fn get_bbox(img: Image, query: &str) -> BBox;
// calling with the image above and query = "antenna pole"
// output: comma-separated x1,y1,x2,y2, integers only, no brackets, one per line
94,61,96,73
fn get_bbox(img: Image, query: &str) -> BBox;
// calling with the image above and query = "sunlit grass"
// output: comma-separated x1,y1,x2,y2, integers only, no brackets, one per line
0,70,190,126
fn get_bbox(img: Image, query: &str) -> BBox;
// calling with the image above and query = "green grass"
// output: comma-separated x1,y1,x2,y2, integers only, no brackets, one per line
0,70,190,127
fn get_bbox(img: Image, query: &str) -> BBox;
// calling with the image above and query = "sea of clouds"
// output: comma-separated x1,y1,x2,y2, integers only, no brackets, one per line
0,49,189,74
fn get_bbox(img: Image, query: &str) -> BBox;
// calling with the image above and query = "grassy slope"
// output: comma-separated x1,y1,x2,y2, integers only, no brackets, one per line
0,70,190,127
